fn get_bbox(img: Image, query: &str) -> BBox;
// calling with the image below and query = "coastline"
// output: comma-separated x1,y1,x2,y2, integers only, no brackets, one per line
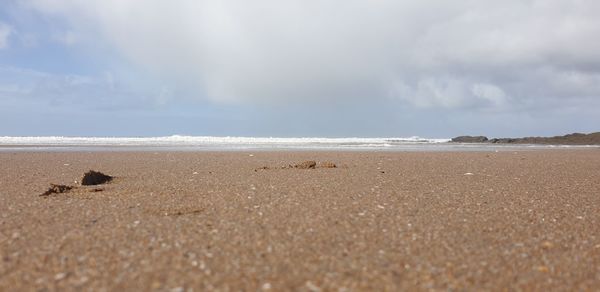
2,133,600,152
1,150,600,290
451,132,600,145
1,141,599,153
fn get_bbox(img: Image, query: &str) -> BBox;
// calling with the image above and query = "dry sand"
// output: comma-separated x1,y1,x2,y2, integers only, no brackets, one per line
1,150,600,291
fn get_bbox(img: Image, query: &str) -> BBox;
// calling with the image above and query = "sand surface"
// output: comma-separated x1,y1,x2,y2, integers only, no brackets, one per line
1,150,600,290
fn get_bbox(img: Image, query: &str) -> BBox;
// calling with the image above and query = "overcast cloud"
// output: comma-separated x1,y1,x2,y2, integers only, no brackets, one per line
24,0,600,108
1,0,599,136
0,22,11,49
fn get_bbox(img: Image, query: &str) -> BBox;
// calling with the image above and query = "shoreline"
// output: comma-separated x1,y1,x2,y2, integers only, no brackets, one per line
2,132,599,152
1,143,599,153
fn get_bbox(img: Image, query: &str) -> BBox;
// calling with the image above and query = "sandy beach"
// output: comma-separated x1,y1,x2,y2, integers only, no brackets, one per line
1,150,599,290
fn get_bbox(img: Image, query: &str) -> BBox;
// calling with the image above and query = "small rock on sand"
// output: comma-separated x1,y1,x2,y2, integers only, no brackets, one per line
81,170,113,186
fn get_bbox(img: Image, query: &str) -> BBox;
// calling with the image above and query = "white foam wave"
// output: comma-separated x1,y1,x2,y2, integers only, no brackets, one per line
0,135,450,147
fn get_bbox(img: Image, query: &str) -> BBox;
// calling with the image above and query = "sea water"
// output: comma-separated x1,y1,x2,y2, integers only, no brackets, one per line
0,135,595,152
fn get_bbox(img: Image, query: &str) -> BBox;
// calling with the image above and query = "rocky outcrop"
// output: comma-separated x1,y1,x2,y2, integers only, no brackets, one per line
452,132,600,145
488,138,518,143
451,136,489,143
490,132,600,145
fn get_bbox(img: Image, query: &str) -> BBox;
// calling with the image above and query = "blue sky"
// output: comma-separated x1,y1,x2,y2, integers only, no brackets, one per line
1,0,600,138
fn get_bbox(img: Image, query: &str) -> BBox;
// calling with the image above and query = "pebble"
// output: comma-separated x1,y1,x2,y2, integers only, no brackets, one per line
54,273,67,281
537,266,549,273
541,241,554,249
305,281,321,292
262,282,272,290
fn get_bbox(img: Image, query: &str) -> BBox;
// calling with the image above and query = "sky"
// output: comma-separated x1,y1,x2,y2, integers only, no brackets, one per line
1,0,599,138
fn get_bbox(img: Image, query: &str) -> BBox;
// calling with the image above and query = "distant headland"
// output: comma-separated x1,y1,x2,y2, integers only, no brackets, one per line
451,132,600,145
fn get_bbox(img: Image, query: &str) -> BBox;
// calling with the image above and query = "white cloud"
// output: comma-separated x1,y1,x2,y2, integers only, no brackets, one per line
54,30,78,45
0,23,12,49
22,0,600,111
471,84,508,107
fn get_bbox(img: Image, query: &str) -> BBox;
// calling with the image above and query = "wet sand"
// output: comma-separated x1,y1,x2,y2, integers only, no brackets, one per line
1,150,600,290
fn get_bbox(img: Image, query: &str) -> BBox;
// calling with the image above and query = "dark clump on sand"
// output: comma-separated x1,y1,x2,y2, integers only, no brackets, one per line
320,161,337,168
451,132,600,145
294,161,317,169
257,161,337,171
81,170,113,186
40,184,73,197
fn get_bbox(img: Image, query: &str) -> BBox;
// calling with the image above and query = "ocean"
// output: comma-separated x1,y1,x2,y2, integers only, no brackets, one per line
0,135,593,152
